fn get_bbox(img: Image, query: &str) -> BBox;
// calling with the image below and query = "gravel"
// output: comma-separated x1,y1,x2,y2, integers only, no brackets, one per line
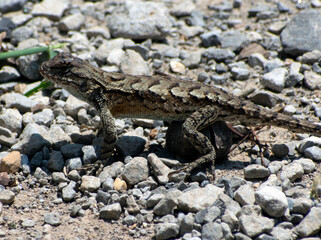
1,0,321,239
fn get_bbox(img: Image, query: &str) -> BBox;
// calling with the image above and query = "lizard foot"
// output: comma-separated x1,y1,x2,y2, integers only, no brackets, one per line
78,160,105,176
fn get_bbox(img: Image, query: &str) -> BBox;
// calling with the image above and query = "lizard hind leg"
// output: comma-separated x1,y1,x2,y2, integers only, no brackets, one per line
180,105,220,176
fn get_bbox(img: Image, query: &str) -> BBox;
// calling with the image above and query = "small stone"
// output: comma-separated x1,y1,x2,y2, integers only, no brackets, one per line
271,143,289,158
280,162,304,182
195,206,221,224
0,151,21,173
44,212,61,226
255,186,288,218
244,164,270,179
0,172,10,186
51,172,69,184
169,60,186,74
231,67,250,80
153,190,180,216
79,176,101,192
177,184,223,212
234,184,255,206
304,71,321,90
295,207,321,237
58,13,85,31
21,219,36,228
0,66,20,82
47,151,64,172
113,177,127,191
31,0,68,21
122,215,137,226
201,222,224,240
122,157,149,186
65,157,82,172
155,223,180,240
120,50,151,76
291,197,313,215
148,153,170,184
67,169,81,182
96,190,111,205
293,158,315,173
0,189,15,204
62,181,77,202
237,205,274,238
261,68,287,93
304,146,321,161
99,203,122,220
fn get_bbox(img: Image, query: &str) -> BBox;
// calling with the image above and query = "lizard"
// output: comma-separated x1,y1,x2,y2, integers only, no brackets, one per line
39,52,321,177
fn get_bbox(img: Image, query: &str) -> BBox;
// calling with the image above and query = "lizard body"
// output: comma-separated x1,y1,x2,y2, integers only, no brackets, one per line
39,53,321,175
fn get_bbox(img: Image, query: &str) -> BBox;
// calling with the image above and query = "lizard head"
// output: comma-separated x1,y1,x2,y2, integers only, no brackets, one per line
39,52,99,103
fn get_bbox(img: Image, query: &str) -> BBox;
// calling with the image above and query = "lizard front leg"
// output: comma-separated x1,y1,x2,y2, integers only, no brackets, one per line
87,104,117,175
180,105,220,176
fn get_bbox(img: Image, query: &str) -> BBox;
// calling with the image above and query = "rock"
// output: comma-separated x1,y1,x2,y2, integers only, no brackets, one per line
153,190,181,216
255,186,288,218
79,176,101,192
169,60,186,74
126,195,140,214
98,162,124,182
237,205,274,238
295,207,321,237
1,92,36,113
122,215,137,226
116,132,146,157
201,222,224,240
300,50,321,65
200,30,221,47
65,157,82,172
271,224,293,240
271,143,289,158
304,146,321,161
96,190,111,205
60,143,83,159
51,172,69,184
0,126,16,147
180,212,194,235
234,184,255,206
147,193,165,208
113,178,127,192
280,162,304,182
58,13,85,32
281,9,321,56
44,212,61,226
203,48,235,62
47,151,64,172
285,62,303,87
244,164,270,179
62,181,77,202
261,68,288,93
31,0,68,21
195,206,221,224
21,219,36,228
0,0,27,13
0,172,10,186
67,170,80,182
99,203,122,220
0,189,15,204
148,153,171,184
122,157,149,185
231,67,250,80
304,71,321,90
155,223,180,240
291,197,313,215
177,184,223,212
250,90,283,108
293,158,315,173
64,95,90,119
106,1,171,40
120,50,151,76
82,145,98,165
219,30,247,52
0,151,21,173
0,108,22,134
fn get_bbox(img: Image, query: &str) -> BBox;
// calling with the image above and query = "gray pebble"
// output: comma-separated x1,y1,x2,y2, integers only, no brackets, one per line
244,164,270,179
44,212,61,226
99,203,122,220
155,222,180,240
